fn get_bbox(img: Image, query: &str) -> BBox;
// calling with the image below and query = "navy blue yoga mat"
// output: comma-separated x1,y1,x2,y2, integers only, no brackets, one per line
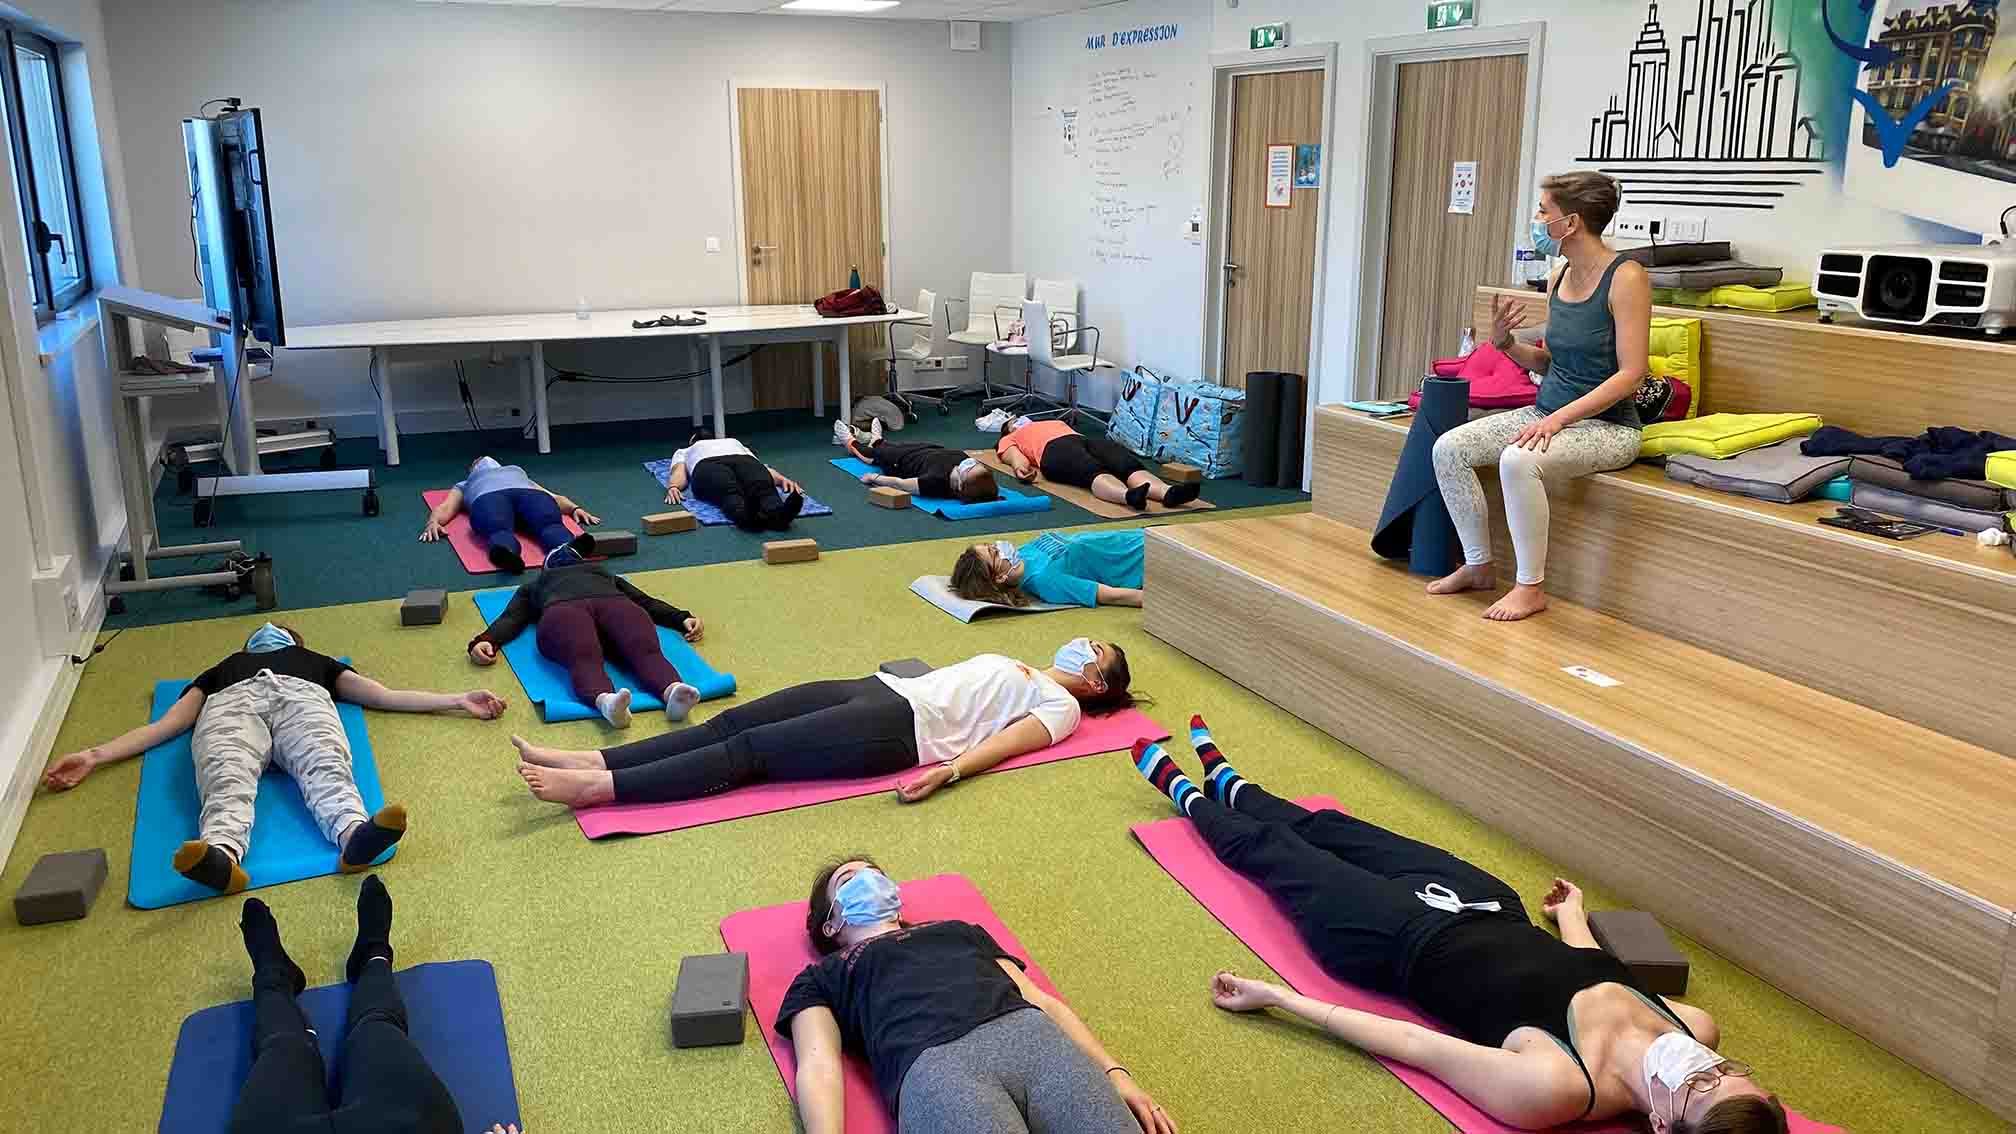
159,960,518,1134
1372,378,1469,576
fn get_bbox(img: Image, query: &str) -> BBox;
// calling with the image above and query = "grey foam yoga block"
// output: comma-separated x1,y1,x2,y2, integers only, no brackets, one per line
879,658,933,679
671,952,749,1048
1589,909,1689,996
15,848,107,925
400,588,448,626
594,529,638,556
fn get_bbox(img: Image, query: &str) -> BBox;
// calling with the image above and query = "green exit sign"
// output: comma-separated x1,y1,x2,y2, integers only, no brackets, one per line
1428,0,1476,29
1249,22,1288,50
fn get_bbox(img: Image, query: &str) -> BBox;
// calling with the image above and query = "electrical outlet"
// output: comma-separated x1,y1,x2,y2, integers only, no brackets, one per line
915,357,946,371
1613,214,1654,240
705,237,722,254
945,356,969,370
1668,215,1707,243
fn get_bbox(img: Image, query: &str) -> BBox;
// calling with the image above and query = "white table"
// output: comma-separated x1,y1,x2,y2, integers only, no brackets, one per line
287,304,923,465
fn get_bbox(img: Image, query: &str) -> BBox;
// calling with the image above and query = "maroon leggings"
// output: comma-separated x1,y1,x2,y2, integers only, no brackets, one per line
534,596,683,701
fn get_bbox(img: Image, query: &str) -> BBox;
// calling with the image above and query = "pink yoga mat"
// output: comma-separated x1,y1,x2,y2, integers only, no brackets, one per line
1131,797,1843,1134
721,873,1062,1134
576,707,1167,838
420,489,587,575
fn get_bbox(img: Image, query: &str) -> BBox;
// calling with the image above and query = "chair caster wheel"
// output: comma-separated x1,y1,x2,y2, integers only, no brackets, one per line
119,562,134,582
108,595,125,615
363,489,380,517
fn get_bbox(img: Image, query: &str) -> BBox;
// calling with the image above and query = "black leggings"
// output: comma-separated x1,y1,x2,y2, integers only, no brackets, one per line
1039,435,1143,488
229,960,460,1134
1191,786,1524,995
690,454,786,532
601,676,919,802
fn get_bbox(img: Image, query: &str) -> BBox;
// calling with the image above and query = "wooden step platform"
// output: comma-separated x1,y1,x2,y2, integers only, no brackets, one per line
1314,405,2016,762
1144,512,2016,1120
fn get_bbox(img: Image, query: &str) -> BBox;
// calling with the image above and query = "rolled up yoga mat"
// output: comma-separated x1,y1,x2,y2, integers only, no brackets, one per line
1371,377,1468,575
1275,372,1306,488
1243,371,1283,485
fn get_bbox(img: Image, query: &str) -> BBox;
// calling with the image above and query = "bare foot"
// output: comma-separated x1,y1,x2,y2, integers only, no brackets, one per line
1483,583,1549,621
1427,564,1495,595
510,734,604,771
517,763,616,807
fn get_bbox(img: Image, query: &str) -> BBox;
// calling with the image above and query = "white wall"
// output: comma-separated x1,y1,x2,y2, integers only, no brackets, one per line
98,0,1013,430
1010,0,1212,409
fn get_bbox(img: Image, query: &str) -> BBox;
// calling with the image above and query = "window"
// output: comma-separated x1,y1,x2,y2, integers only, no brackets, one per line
0,26,87,317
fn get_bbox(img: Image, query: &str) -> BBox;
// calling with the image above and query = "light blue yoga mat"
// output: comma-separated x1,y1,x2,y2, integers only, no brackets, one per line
471,587,736,722
642,458,833,524
829,457,1052,519
129,663,391,910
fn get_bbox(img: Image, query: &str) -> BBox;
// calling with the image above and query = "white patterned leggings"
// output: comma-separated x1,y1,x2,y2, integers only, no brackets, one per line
1429,406,1642,586
191,671,366,861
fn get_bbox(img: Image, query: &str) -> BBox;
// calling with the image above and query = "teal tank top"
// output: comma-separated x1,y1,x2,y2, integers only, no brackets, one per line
1537,257,1640,428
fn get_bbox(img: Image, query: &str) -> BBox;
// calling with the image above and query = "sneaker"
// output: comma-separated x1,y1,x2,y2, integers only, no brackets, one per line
663,682,701,722
975,408,1011,433
596,689,633,728
543,544,584,570
831,419,854,447
870,416,885,443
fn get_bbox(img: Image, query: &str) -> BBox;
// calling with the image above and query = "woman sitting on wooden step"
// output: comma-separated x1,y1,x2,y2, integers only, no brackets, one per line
511,639,1136,807
950,529,1145,608
1428,170,1651,622
995,416,1199,511
1128,716,1788,1134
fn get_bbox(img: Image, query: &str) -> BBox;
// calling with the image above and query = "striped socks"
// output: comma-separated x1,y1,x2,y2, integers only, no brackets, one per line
1192,714,1248,808
1132,739,1201,816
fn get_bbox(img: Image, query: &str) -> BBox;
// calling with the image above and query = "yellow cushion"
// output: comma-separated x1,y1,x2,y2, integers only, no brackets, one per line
1987,451,2016,490
1638,413,1822,459
1707,282,1815,312
1646,316,1703,420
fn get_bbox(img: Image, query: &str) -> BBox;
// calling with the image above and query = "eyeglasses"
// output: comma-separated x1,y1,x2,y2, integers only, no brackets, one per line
631,314,707,329
1675,1060,1753,1116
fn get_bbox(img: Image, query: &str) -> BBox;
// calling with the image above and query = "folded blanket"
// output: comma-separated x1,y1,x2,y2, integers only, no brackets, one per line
1848,455,2016,512
1803,426,2016,481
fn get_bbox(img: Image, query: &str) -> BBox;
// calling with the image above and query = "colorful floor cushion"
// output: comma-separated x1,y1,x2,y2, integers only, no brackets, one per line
1987,451,2016,490
1640,413,1820,460
1849,455,2016,512
1411,342,1537,410
1664,439,1849,504
1657,282,1815,312
1852,482,2009,533
1642,261,1784,290
1646,316,1703,420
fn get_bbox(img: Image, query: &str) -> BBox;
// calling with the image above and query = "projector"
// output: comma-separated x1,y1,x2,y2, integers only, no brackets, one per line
1813,243,2016,335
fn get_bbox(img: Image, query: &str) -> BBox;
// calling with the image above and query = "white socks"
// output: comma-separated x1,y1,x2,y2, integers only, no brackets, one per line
663,682,701,722
595,689,633,728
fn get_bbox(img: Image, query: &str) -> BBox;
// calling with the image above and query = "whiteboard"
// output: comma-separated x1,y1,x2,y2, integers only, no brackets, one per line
1052,59,1199,270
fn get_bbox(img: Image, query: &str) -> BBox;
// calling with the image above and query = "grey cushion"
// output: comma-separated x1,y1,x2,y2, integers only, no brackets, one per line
1643,261,1784,290
1664,440,1850,504
1851,481,2009,533
1849,455,2016,511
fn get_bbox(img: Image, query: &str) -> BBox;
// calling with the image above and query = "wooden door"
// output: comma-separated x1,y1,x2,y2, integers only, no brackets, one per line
1374,54,1527,399
1220,70,1324,390
737,87,886,409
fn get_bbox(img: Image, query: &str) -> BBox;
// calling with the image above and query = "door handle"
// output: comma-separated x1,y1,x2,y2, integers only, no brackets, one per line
752,242,778,265
1222,261,1242,272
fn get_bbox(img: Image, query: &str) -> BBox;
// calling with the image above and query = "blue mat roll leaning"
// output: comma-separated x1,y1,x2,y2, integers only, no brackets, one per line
828,457,1052,519
1371,377,1469,576
471,587,736,722
129,667,391,910
159,960,520,1134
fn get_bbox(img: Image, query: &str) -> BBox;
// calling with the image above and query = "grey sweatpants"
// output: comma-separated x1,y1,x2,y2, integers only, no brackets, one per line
1430,405,1642,585
896,1007,1137,1134
192,671,366,861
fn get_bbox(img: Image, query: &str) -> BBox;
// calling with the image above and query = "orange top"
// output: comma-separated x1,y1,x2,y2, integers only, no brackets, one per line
996,420,1074,466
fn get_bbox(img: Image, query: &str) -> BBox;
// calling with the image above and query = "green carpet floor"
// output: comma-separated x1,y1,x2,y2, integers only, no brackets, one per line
108,407,1306,628
8,517,1996,1132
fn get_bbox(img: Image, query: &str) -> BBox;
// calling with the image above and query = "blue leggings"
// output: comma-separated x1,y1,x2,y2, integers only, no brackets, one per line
467,488,571,557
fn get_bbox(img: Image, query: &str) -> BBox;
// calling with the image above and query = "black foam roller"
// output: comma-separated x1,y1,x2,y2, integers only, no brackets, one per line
1243,371,1282,484
1274,372,1306,488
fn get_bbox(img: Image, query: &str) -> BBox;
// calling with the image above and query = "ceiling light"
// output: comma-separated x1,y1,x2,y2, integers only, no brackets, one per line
780,0,901,11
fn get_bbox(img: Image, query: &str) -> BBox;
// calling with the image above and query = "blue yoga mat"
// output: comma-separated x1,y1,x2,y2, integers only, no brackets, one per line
159,960,519,1134
642,459,833,524
828,457,1053,519
1372,378,1469,576
129,667,391,910
471,587,736,722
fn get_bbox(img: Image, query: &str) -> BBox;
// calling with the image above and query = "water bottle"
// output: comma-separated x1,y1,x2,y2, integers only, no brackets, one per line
1458,326,1476,357
849,266,861,290
576,296,590,321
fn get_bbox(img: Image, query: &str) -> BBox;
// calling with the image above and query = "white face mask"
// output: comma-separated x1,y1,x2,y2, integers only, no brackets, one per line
1054,637,1097,677
1008,415,1034,433
952,457,980,487
471,456,501,474
1642,1032,1725,1123
991,540,1021,567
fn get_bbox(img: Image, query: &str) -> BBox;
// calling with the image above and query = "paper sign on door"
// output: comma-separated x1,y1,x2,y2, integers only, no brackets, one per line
1448,160,1477,214
1266,144,1293,208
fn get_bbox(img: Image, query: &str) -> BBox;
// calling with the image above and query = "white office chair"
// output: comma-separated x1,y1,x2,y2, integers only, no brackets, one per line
987,278,1080,413
884,289,950,418
944,271,1027,401
1020,297,1108,426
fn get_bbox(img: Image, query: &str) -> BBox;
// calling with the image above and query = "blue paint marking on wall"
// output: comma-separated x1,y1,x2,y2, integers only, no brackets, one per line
1087,23,1179,50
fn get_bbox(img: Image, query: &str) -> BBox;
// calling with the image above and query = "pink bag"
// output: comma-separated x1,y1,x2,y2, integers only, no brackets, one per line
1410,342,1538,411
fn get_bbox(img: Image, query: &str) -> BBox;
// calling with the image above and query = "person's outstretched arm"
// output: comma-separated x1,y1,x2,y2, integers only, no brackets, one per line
895,714,1053,803
468,587,537,665
1094,584,1143,608
611,576,699,638
418,487,463,541
998,960,1177,1134
664,463,689,505
335,671,506,718
788,1007,847,1134
1540,879,1598,948
1000,447,1037,482
531,481,599,527
43,687,207,791
768,465,803,496
1210,973,1577,1129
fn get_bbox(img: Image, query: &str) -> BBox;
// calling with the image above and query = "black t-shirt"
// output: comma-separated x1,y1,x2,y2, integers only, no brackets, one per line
1407,914,1684,1049
192,646,353,698
775,920,1028,1114
872,443,967,500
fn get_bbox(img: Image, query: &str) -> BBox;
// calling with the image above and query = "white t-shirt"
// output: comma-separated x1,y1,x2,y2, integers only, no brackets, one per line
671,438,755,474
875,654,1082,766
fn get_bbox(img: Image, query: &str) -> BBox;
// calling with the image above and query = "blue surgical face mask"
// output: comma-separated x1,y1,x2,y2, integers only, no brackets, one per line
832,868,902,929
992,540,1021,566
1054,637,1097,676
1009,415,1034,433
245,623,296,654
953,457,980,488
470,456,501,474
1530,214,1569,258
